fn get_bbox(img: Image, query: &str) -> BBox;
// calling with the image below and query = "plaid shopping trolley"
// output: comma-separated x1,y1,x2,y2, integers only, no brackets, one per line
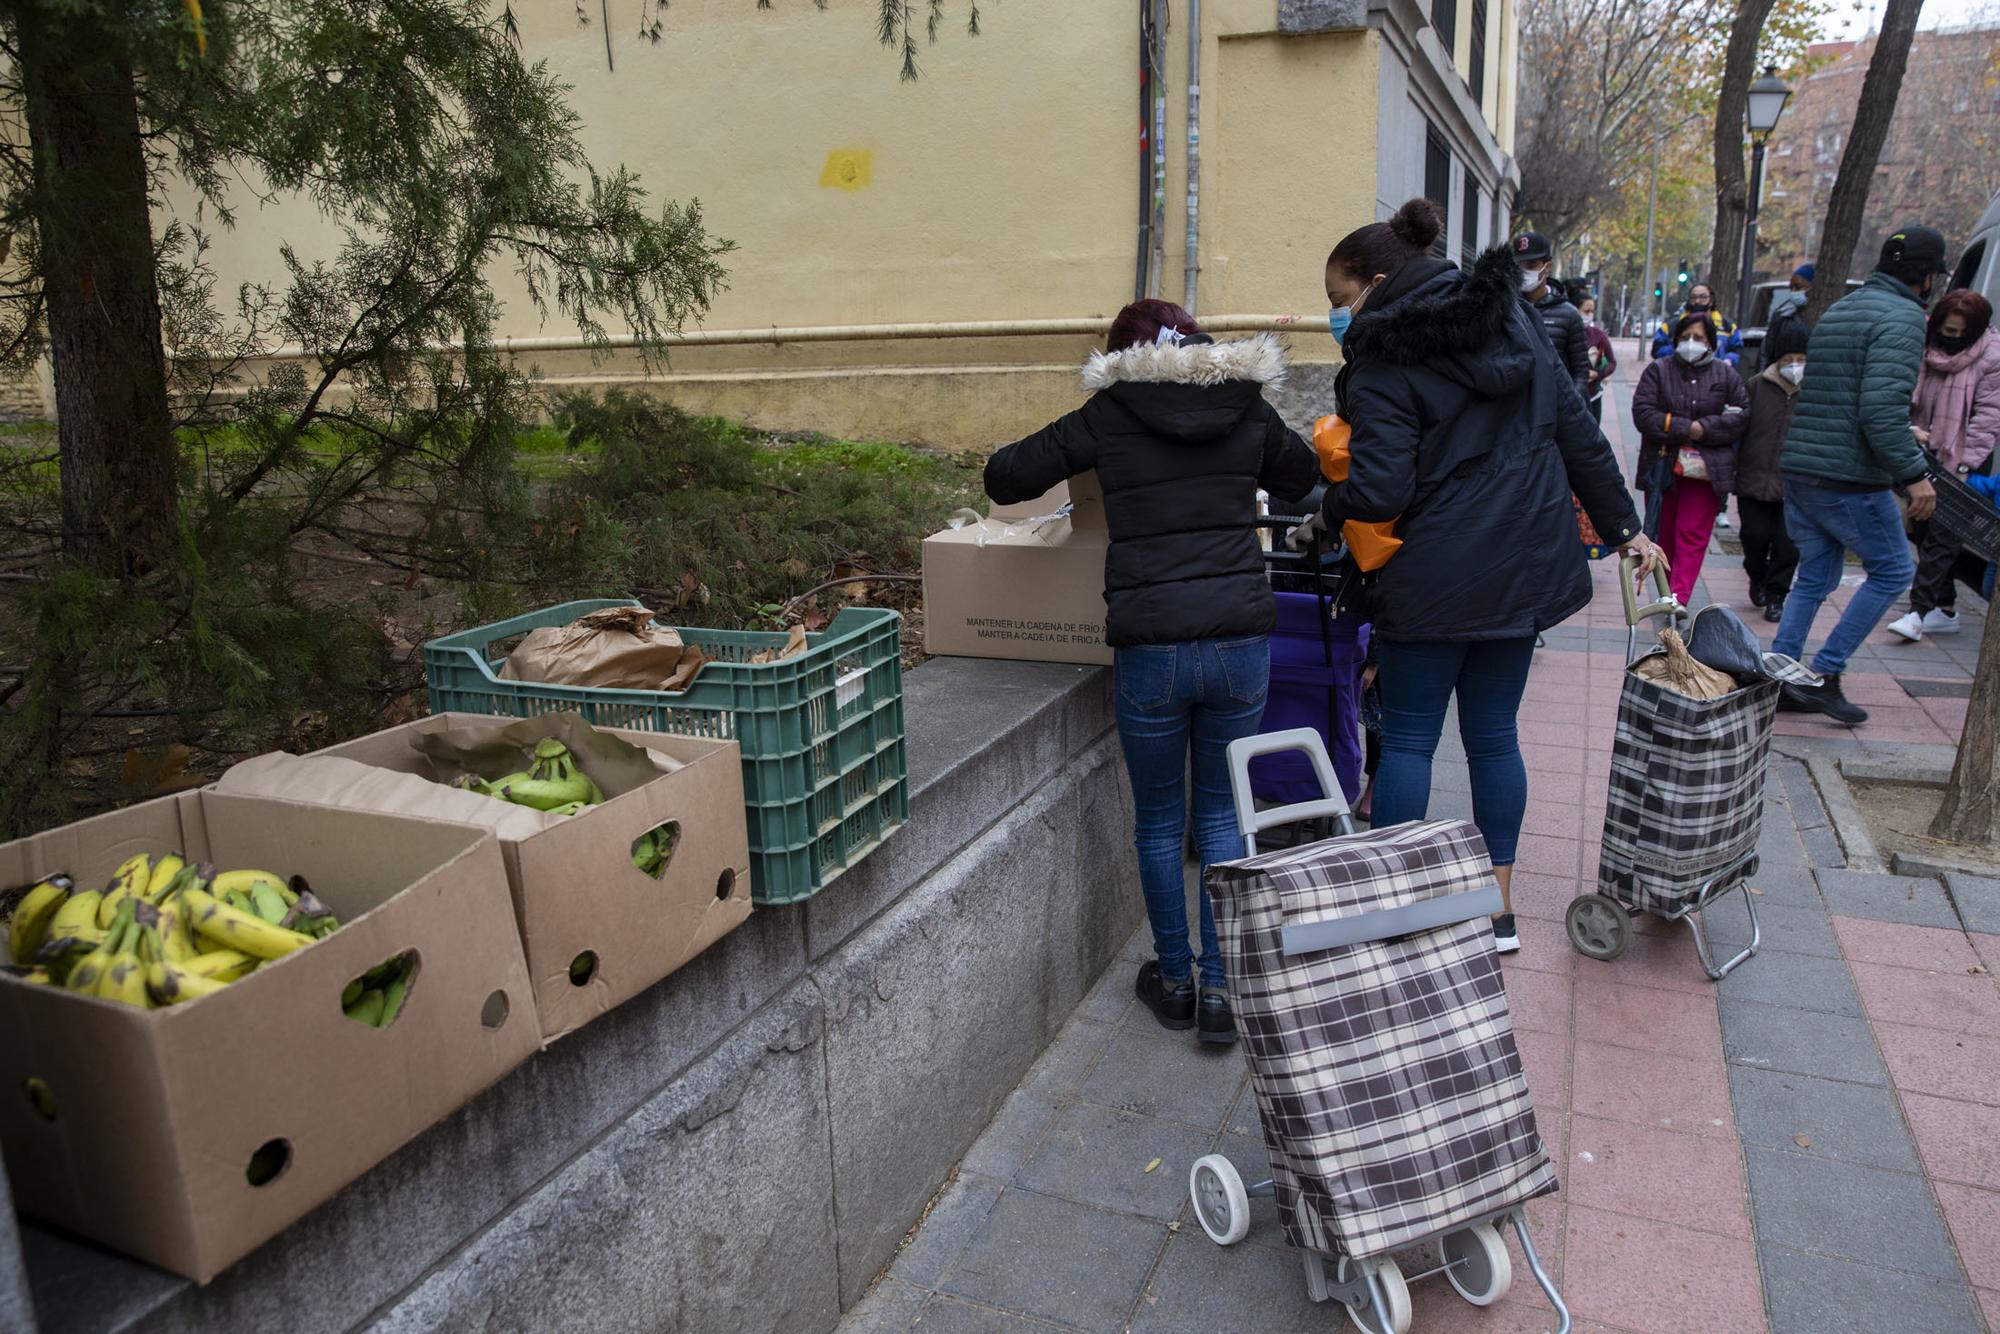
1186,728,1570,1334
1566,560,1789,980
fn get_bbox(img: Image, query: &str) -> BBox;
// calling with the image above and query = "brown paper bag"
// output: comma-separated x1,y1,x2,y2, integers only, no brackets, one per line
1633,629,1738,700
748,625,809,665
499,606,706,692
408,710,675,796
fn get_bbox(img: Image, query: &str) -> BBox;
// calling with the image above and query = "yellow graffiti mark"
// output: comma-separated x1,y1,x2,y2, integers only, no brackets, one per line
819,149,873,192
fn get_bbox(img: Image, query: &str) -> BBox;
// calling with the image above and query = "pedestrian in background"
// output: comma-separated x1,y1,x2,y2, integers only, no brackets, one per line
1651,282,1746,366
1738,319,1809,624
1888,289,2000,642
1514,232,1592,400
1578,295,1617,425
1772,226,1945,725
1305,199,1659,956
1632,311,1750,604
985,300,1319,1045
1769,264,1814,329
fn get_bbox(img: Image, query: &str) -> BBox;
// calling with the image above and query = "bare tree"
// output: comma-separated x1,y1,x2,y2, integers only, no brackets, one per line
1707,0,1782,317
1804,0,1928,323
1934,609,2000,846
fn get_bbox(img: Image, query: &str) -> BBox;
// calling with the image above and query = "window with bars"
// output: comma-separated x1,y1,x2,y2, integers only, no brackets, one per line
1425,127,1452,258
1468,0,1488,106
1433,0,1458,58
1462,169,1481,268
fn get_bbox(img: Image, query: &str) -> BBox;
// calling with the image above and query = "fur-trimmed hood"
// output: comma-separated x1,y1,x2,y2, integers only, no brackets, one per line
1341,247,1539,400
1081,333,1288,445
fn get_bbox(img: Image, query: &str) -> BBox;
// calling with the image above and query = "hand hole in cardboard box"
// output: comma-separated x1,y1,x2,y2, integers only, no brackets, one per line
340,950,420,1028
246,1138,290,1188
631,821,680,880
715,868,736,901
568,951,598,986
23,1077,55,1123
480,989,511,1029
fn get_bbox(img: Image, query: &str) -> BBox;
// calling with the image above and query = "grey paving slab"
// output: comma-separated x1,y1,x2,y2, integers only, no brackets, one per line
911,1295,1068,1332
958,1086,1062,1182
1083,1024,1248,1131
1017,1017,1114,1100
1742,1148,1962,1282
1774,759,1830,831
1740,865,1825,911
1076,958,1135,1026
938,1188,1167,1331
887,1172,1008,1290
1945,871,2000,936
1717,948,1863,1017
1129,1231,1331,1333
843,1278,934,1333
1799,821,1848,870
1015,1103,1216,1223
1705,897,1841,958
1814,869,1960,929
1759,1244,1984,1334
1720,1000,1888,1086
1727,1068,1920,1172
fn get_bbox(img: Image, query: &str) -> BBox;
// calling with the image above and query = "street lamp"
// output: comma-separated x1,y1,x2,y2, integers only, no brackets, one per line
1737,66,1793,327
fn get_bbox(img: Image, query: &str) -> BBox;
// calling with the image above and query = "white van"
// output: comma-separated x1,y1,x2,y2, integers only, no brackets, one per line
1951,190,2000,300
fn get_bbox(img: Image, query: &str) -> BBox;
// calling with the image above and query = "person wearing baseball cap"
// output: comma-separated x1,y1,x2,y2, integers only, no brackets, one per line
1513,231,1592,401
1771,224,1948,725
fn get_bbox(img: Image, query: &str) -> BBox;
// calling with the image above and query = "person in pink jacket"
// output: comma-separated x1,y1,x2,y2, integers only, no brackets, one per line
1889,291,2000,641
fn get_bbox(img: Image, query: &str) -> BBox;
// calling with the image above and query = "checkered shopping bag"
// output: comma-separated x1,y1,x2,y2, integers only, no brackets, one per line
1597,658,1781,916
1206,820,1558,1261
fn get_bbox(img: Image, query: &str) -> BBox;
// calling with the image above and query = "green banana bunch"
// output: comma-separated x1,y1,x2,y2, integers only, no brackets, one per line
631,824,679,877
466,737,602,812
8,874,73,964
342,955,415,1028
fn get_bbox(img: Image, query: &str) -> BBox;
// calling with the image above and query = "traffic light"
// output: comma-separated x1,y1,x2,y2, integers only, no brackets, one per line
1654,284,1665,300
1676,259,1692,285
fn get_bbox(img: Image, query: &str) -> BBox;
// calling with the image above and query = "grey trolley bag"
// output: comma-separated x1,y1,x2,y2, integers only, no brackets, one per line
1188,728,1570,1334
1565,558,1793,980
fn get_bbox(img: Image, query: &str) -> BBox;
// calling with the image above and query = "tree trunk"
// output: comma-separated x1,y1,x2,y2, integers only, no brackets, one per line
1931,600,2000,846
1804,0,1926,324
1709,0,1780,321
18,5,177,574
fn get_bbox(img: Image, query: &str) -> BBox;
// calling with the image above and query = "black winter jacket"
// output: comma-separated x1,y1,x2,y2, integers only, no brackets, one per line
984,334,1320,649
1321,247,1642,644
1532,290,1593,399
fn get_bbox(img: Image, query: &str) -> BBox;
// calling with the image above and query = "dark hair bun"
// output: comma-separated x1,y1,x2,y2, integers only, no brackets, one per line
1388,199,1444,251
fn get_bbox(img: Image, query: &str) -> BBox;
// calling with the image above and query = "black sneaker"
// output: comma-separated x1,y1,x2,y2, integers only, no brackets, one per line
1749,584,1767,609
1135,961,1196,1031
1492,913,1521,955
1197,989,1237,1046
1779,674,1869,726
1763,597,1785,625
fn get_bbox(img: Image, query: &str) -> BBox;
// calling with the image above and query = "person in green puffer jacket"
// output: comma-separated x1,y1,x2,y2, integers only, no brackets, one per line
1771,226,1946,726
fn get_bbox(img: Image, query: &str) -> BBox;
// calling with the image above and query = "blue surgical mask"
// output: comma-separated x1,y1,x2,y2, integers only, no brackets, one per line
1328,306,1353,345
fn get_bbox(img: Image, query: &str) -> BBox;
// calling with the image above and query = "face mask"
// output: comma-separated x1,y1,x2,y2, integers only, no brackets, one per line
1328,306,1353,344
1937,333,1973,354
1687,299,1711,313
1518,267,1543,293
1780,362,1805,385
1676,340,1710,364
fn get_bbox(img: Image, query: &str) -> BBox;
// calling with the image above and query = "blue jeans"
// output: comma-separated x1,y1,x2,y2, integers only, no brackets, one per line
1772,479,1915,676
1113,637,1271,990
1370,637,1536,867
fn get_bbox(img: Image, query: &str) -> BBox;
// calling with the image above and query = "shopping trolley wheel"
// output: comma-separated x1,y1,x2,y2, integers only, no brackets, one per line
1189,1154,1250,1246
1334,1255,1411,1334
1566,894,1632,962
1442,1221,1513,1306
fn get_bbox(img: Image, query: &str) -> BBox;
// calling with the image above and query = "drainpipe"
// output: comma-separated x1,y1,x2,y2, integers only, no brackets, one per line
1183,0,1201,314
1148,0,1169,299
1135,0,1153,301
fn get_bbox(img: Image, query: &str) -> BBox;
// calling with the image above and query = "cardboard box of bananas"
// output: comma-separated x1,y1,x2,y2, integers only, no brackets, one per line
6,854,347,1009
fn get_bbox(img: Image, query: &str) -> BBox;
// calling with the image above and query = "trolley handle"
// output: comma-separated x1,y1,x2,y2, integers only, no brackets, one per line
1279,885,1504,957
1225,729,1357,855
1619,553,1683,627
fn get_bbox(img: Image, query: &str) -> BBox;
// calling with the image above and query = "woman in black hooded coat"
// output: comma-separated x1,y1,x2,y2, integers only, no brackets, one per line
1304,199,1663,955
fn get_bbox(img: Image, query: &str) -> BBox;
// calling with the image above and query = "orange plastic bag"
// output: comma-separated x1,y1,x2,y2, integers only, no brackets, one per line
1311,415,1403,573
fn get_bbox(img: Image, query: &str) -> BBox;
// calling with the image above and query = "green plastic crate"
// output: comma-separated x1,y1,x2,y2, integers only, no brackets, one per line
423,599,907,905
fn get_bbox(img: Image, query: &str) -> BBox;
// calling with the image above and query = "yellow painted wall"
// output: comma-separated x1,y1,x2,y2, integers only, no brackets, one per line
164,1,1383,447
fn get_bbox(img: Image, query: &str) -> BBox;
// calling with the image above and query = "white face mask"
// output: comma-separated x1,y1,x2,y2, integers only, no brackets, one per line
1518,267,1544,293
1780,362,1805,385
1676,340,1709,364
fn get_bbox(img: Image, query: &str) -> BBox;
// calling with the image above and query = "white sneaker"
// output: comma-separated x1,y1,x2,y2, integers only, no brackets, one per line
1922,608,1961,635
1887,611,1925,642
1716,512,1733,529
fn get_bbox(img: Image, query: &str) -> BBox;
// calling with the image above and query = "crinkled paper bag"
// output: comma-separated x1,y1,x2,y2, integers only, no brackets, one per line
499,605,705,692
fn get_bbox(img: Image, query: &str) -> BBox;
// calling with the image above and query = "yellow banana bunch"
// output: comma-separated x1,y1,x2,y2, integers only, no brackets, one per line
46,890,104,950
8,875,73,964
98,853,152,930
146,854,186,902
182,949,259,982
182,887,313,961
67,900,136,997
96,906,153,1010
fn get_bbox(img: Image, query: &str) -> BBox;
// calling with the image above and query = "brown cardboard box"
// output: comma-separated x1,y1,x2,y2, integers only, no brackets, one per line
0,792,538,1283
219,712,753,1043
922,472,1113,665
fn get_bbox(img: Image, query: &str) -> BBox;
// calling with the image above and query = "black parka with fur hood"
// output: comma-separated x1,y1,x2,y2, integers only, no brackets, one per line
984,333,1319,648
1324,247,1641,642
